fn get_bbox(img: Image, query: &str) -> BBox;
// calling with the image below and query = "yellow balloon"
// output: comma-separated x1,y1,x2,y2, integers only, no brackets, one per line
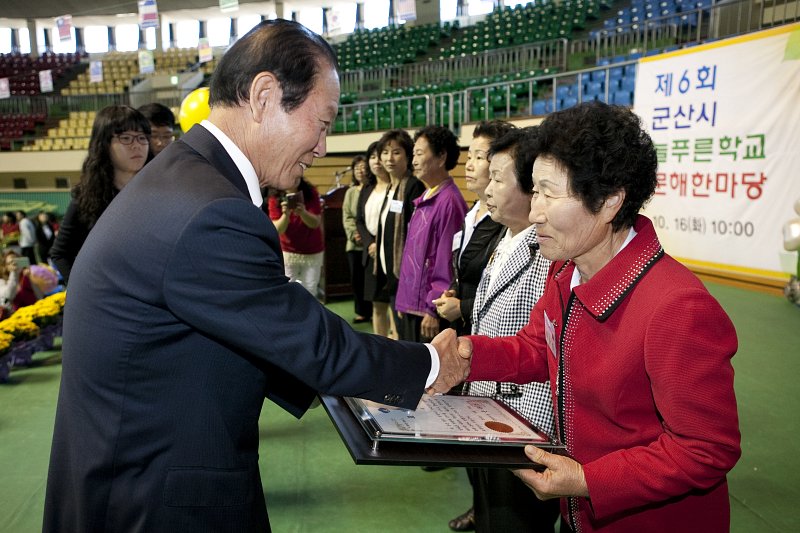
178,87,210,133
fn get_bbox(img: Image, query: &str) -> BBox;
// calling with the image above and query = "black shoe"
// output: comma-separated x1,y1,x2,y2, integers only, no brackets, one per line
448,507,475,531
352,316,370,324
420,466,447,472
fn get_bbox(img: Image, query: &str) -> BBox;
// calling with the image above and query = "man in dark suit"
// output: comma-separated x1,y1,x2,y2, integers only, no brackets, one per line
43,20,470,533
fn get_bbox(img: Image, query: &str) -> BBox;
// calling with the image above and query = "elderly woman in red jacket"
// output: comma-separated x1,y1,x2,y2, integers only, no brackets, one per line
462,102,740,533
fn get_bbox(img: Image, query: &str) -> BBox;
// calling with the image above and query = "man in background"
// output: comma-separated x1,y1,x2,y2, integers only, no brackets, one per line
15,210,36,265
138,102,175,158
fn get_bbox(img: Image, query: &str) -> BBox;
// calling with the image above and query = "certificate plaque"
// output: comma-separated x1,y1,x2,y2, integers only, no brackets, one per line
347,395,558,446
321,395,565,470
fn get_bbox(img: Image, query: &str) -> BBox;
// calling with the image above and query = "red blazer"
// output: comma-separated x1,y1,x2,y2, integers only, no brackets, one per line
468,215,740,532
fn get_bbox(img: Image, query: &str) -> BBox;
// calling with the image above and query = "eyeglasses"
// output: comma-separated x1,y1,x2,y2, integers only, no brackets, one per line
150,134,175,143
114,133,149,145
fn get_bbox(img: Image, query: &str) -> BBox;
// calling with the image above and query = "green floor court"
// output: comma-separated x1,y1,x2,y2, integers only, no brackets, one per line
1,282,798,532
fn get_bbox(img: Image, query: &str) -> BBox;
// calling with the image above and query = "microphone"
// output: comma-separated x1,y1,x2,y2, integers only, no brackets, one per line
528,242,540,257
335,166,352,178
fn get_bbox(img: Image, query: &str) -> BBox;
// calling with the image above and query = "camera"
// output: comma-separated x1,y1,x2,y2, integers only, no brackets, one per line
285,191,303,210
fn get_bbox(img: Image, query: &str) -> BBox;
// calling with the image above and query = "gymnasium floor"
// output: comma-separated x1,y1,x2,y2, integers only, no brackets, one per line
0,282,797,532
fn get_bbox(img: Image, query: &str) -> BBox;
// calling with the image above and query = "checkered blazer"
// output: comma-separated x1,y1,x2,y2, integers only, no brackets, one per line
465,227,555,438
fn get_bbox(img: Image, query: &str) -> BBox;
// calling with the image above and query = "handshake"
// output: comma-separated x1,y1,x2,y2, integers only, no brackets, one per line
427,329,473,394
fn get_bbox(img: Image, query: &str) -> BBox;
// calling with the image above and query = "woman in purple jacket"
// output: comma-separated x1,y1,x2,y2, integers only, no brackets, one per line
395,126,467,342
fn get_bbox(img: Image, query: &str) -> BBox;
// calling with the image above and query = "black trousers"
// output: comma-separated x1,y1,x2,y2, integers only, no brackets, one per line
21,246,37,266
346,250,372,318
468,466,560,533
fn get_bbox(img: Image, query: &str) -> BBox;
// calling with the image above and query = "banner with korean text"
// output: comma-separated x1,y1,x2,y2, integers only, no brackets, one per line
636,23,800,280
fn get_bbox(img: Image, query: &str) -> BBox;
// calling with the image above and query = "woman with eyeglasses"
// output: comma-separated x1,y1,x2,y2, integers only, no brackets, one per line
51,105,151,285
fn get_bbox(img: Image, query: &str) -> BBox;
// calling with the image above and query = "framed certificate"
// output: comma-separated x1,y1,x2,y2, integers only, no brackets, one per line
346,395,559,447
321,395,565,470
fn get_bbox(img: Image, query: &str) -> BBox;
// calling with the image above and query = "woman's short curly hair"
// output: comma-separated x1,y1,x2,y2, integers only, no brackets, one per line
413,126,460,171
534,102,658,231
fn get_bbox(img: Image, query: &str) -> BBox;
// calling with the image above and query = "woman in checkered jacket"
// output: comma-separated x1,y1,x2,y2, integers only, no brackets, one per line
459,127,559,533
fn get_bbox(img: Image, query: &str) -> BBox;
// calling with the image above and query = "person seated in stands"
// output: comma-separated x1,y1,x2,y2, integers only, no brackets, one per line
1,212,19,248
138,102,175,158
0,249,42,315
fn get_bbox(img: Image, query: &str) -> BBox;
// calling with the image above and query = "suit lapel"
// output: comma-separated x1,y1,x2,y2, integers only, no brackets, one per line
180,125,251,200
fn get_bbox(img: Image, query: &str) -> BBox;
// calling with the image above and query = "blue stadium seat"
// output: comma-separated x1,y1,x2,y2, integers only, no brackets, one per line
611,90,633,106
584,81,604,96
620,76,636,93
556,85,572,99
558,96,579,110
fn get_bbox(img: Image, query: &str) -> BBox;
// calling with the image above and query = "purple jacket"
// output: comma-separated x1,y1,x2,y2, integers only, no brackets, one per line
395,178,467,317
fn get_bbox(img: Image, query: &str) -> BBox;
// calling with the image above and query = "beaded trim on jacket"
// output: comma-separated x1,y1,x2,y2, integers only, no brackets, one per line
552,221,664,321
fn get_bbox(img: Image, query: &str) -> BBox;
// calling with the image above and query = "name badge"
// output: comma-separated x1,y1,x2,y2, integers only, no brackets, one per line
389,199,403,213
451,230,463,252
544,310,558,361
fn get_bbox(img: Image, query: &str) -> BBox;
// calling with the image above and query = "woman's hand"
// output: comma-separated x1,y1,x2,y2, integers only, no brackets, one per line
368,242,377,258
421,313,440,340
433,290,462,322
513,446,589,501
294,202,321,229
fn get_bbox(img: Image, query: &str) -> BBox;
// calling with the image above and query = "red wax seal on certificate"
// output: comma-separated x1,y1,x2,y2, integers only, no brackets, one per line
484,421,514,433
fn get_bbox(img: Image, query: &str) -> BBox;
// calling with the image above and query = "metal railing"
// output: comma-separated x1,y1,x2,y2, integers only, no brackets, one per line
340,38,569,98
337,60,641,133
569,0,800,60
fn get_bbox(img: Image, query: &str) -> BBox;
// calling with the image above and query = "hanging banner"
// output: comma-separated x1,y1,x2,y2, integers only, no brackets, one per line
39,70,54,93
56,15,72,42
198,38,213,63
397,0,417,22
219,0,239,13
325,9,342,35
636,23,800,280
89,61,104,83
138,50,155,74
138,0,159,30
0,78,9,99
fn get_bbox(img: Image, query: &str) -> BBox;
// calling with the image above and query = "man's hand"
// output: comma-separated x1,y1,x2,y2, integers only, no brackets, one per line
513,446,589,500
427,329,472,394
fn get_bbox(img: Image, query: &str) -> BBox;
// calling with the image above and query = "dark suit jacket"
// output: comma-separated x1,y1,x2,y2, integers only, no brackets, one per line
450,212,505,335
35,221,56,261
43,125,431,533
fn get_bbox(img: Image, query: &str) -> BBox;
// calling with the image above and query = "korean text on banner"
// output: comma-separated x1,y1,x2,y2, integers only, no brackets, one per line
635,24,800,279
